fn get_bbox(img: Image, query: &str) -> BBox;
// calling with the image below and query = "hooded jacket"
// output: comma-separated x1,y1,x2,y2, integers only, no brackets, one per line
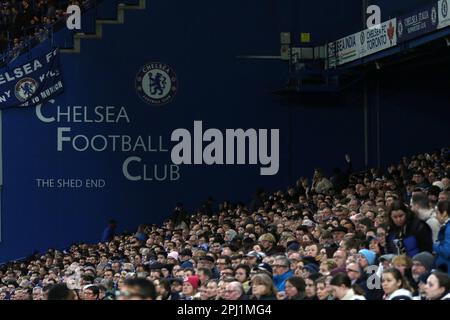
384,288,413,300
341,288,366,300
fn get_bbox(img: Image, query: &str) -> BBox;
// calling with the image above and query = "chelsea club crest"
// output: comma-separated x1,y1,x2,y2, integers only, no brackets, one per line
15,77,39,102
135,62,178,105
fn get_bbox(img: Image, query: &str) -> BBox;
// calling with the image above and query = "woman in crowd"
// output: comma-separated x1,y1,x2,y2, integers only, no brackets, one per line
315,276,333,300
250,274,277,300
282,276,306,300
386,201,433,257
381,268,413,300
329,273,366,300
391,254,415,290
156,279,179,300
424,271,450,300
304,274,319,300
180,276,200,300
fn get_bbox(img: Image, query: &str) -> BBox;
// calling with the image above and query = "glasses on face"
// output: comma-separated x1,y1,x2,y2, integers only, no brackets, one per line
224,289,238,294
346,269,359,273
272,265,288,268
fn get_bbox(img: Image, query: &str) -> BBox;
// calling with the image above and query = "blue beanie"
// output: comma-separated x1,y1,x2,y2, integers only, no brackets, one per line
359,249,376,265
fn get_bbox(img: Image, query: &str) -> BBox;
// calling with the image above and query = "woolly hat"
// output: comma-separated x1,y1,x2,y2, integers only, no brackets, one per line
184,276,200,290
358,249,376,265
412,252,435,272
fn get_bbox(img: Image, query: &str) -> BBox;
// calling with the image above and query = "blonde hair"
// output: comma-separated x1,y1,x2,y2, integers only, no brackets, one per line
392,255,412,269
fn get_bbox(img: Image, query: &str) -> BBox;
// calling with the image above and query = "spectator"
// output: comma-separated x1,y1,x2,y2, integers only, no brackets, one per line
181,276,200,300
424,271,450,300
82,285,99,300
223,281,245,300
411,252,434,290
250,273,277,300
204,279,219,300
272,256,293,292
47,284,76,300
315,276,333,300
118,278,156,300
411,192,440,241
434,201,450,274
235,264,250,293
386,201,433,257
329,273,366,300
281,276,306,300
381,268,413,300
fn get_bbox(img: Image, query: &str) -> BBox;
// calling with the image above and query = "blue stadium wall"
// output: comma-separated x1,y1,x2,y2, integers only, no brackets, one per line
0,0,449,261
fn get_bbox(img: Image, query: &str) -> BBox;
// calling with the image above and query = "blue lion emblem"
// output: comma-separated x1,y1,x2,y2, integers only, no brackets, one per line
149,72,167,96
135,62,178,105
14,77,38,102
21,82,35,97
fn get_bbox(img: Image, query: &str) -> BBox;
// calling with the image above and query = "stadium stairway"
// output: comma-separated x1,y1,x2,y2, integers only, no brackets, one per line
53,0,146,54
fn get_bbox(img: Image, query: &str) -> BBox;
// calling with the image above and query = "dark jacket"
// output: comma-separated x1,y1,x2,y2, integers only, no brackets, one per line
252,294,277,300
387,216,433,257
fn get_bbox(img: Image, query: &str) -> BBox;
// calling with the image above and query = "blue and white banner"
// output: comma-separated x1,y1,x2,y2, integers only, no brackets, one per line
0,48,63,109
438,0,450,29
397,4,438,43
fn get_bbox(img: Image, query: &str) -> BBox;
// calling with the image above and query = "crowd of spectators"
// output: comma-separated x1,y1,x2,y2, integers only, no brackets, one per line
1,148,450,300
0,0,93,63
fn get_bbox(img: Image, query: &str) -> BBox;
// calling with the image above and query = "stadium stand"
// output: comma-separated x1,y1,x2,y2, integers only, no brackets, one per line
0,148,449,300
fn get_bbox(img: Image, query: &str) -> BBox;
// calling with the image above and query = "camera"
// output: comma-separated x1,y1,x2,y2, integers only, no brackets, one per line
393,239,403,248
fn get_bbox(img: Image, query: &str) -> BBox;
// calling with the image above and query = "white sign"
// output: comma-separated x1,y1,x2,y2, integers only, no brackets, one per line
359,18,397,59
328,32,361,67
438,0,450,29
328,18,397,67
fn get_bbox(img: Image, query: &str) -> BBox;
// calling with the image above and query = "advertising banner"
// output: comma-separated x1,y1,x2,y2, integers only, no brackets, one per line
0,49,63,109
397,4,438,43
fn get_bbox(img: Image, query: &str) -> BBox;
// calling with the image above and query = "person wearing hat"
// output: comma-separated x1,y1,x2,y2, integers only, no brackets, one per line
258,233,277,255
197,256,220,279
301,263,319,279
357,248,384,300
358,249,376,270
179,249,194,269
244,251,263,269
412,252,435,291
166,251,179,265
253,263,273,276
181,276,200,300
331,226,348,246
258,233,285,256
